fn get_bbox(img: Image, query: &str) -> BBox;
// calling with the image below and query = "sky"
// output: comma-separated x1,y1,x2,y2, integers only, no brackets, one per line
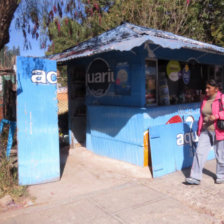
7,17,46,57
6,0,84,57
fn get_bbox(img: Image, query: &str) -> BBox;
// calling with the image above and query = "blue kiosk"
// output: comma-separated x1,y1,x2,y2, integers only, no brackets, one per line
51,23,224,177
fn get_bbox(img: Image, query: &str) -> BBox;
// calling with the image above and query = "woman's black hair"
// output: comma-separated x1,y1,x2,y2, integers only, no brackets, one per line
206,79,222,91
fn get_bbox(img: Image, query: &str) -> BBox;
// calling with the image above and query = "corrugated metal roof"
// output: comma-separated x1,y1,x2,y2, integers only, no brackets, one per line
50,23,224,63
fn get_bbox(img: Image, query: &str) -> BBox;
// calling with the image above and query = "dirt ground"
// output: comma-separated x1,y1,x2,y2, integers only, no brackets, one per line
28,146,151,206
1,146,224,223
57,92,68,114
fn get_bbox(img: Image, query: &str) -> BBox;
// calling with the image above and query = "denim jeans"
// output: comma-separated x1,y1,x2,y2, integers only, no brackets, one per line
190,130,224,180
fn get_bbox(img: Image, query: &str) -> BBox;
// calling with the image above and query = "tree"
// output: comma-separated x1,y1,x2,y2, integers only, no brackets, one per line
2,0,224,54
46,18,90,55
0,0,20,50
47,0,224,57
91,0,224,46
46,0,205,56
0,0,111,51
189,0,224,46
97,0,206,41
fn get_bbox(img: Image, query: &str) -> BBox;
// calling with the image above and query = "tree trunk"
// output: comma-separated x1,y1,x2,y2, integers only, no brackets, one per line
0,0,19,51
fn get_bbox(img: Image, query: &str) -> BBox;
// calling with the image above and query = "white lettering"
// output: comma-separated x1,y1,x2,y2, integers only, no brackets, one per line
176,131,198,146
191,131,199,142
86,58,115,97
110,70,115,82
87,73,93,83
31,70,46,84
102,72,108,83
184,133,192,146
47,71,57,84
177,134,184,146
87,71,115,84
31,70,57,85
95,73,102,83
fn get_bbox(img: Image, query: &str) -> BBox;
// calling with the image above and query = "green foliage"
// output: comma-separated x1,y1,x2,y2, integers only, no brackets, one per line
0,126,26,200
2,0,224,52
0,154,27,200
0,130,21,199
99,0,197,37
46,0,193,55
45,0,224,56
57,65,68,88
46,18,91,55
100,0,224,46
190,0,224,46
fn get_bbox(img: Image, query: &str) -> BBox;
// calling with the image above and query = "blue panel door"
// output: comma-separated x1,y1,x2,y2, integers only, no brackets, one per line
17,56,60,185
149,124,177,178
149,122,215,178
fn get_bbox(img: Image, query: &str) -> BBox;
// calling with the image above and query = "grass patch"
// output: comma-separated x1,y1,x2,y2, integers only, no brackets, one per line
0,125,27,201
0,153,27,200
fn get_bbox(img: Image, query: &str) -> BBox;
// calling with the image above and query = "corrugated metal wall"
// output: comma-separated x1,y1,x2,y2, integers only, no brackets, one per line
87,106,145,166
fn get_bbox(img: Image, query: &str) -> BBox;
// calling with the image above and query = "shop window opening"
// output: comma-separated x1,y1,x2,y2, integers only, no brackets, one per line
145,59,224,107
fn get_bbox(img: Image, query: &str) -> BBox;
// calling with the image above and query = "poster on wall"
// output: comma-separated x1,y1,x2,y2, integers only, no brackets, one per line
182,64,191,85
166,60,181,82
145,59,157,106
115,62,131,95
17,56,60,185
86,58,115,97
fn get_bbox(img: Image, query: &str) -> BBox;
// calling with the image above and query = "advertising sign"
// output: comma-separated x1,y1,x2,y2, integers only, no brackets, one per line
115,62,131,95
86,58,115,97
182,64,191,85
166,60,181,82
149,119,214,178
17,56,60,185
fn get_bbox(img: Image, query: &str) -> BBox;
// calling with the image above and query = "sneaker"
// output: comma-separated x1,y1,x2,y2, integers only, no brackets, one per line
185,177,200,185
215,178,224,184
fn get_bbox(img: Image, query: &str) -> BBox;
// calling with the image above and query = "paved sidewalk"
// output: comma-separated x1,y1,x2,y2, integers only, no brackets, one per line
0,147,224,224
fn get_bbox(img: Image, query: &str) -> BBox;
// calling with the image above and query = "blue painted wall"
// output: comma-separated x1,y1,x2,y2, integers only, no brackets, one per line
86,103,208,167
142,102,200,130
68,44,215,173
87,105,144,166
68,47,146,146
17,56,60,185
68,47,145,108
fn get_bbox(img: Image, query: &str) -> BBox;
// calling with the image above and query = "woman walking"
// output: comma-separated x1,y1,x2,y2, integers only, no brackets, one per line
186,79,224,185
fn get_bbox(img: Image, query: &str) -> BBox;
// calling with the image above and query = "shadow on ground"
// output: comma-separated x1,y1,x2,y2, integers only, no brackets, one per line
181,166,216,181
